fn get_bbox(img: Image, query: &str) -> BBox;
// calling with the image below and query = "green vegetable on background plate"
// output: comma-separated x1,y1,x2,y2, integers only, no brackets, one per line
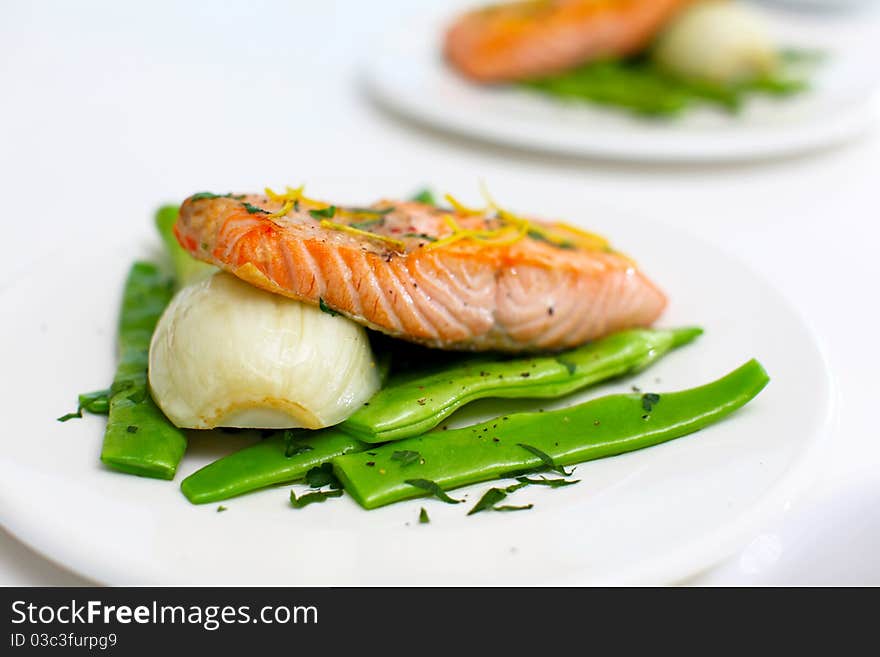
333,360,769,509
518,1,816,118
520,58,806,117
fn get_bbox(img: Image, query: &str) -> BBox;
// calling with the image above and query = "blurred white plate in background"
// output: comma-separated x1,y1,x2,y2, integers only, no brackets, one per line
760,1,878,11
364,7,878,162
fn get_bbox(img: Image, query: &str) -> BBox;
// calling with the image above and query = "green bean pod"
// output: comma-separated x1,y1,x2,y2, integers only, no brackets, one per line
341,327,702,443
100,261,187,479
181,429,366,504
333,359,770,509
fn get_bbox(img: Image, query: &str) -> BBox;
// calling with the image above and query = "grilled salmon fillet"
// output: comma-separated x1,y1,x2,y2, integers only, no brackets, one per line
175,191,666,352
445,0,694,83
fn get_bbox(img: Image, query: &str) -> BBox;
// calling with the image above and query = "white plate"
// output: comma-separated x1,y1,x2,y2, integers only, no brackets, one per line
693,473,880,585
0,190,832,585
363,8,879,162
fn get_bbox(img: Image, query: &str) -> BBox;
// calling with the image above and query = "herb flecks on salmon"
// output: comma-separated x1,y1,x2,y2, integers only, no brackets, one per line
175,189,667,352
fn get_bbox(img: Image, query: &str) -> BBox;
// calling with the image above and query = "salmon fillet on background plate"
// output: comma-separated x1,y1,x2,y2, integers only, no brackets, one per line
445,0,694,83
175,189,666,352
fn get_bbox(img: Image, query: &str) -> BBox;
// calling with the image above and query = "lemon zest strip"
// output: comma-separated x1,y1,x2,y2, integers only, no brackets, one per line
425,213,528,250
266,199,295,219
443,193,485,216
480,181,614,252
265,185,329,210
319,220,406,252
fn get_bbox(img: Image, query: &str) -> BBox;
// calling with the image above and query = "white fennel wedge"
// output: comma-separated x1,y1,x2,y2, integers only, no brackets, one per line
149,272,381,430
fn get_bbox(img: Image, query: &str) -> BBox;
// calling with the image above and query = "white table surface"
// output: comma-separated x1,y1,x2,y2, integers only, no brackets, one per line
1,0,878,586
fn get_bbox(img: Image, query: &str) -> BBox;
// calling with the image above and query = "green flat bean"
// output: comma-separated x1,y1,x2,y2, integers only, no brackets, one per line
181,429,367,504
333,359,769,509
521,57,809,118
155,205,216,288
100,261,187,479
341,327,702,443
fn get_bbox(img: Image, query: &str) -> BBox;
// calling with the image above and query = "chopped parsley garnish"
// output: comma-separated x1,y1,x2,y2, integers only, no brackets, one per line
190,192,244,201
305,463,343,489
515,475,579,488
242,202,269,214
216,505,227,513
282,429,314,457
345,206,394,216
517,443,573,477
349,217,386,230
110,380,134,395
641,393,661,412
419,507,430,524
410,189,437,205
468,488,507,515
391,450,422,467
468,473,574,515
318,297,339,317
556,357,577,375
289,488,344,508
80,388,111,414
57,388,112,422
468,484,535,515
405,479,462,504
309,206,337,220
527,229,575,249
494,504,533,512
125,387,148,404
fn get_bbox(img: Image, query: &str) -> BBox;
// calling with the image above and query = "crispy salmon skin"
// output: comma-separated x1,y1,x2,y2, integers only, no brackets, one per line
175,190,666,352
445,0,694,83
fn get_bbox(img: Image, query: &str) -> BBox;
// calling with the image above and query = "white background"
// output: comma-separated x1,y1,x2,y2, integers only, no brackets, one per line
1,0,878,584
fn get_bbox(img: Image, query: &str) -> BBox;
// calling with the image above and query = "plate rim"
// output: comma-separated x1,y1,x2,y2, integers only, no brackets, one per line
362,10,880,163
